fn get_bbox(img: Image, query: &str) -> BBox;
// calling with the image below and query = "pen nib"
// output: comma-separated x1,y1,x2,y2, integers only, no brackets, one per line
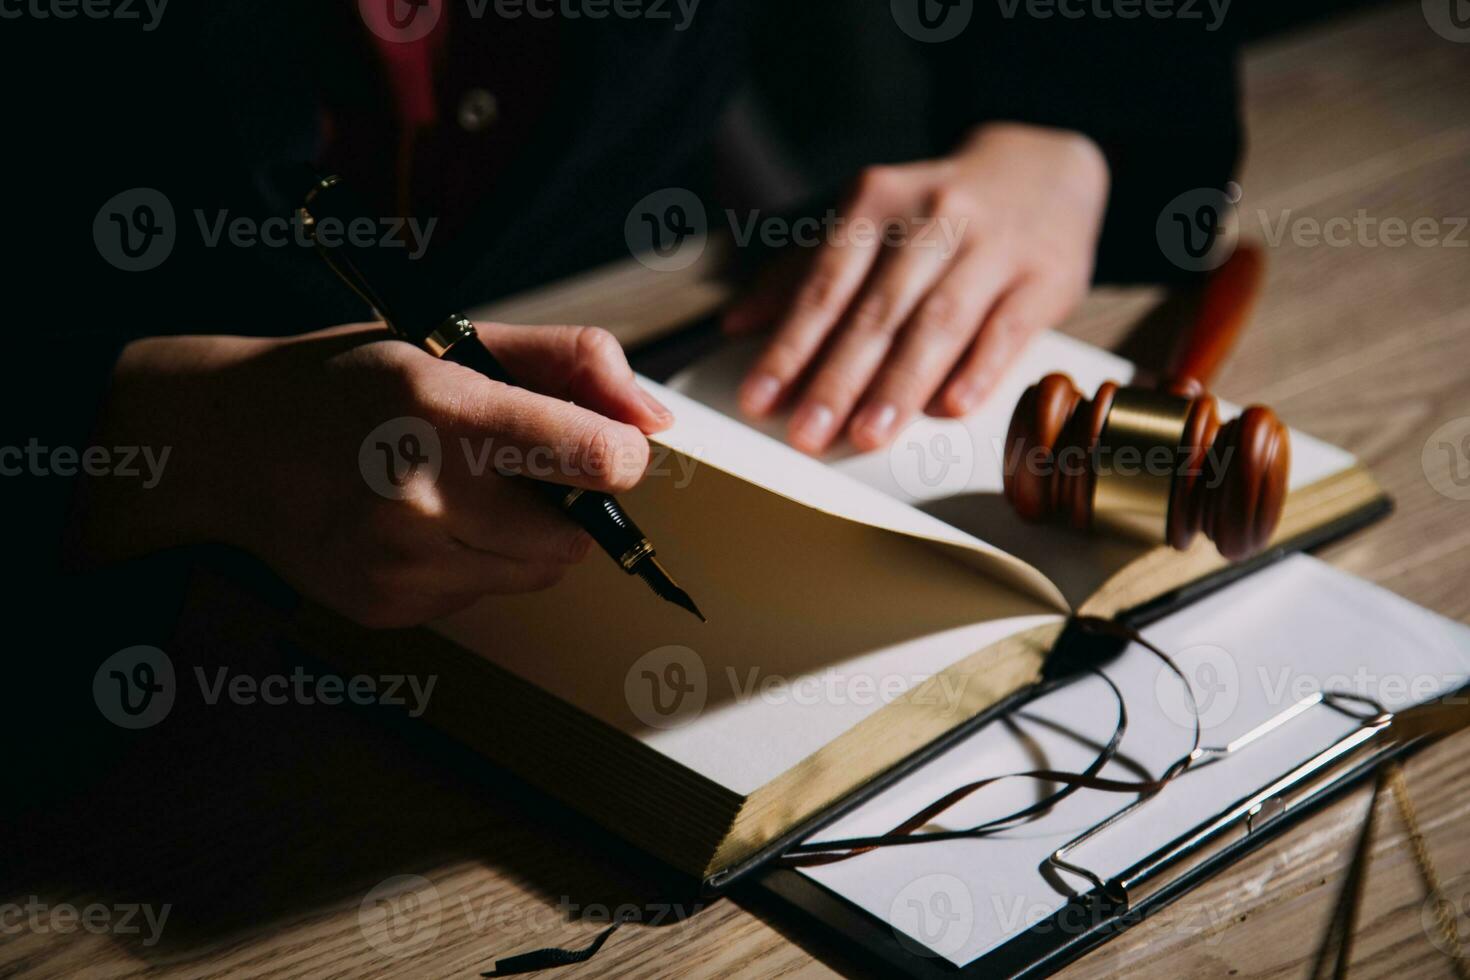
635,557,706,623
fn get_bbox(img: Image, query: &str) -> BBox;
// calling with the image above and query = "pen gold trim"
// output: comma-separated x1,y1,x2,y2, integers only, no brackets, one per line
296,173,705,622
426,315,478,358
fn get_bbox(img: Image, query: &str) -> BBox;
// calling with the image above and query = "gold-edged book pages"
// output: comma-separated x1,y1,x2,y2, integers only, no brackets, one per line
294,394,1070,878
293,601,1061,880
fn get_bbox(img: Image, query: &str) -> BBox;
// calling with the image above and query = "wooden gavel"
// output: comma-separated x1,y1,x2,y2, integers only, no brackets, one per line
1003,245,1290,561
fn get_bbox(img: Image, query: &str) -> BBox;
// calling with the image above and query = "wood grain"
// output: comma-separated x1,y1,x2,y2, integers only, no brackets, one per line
5,4,1467,978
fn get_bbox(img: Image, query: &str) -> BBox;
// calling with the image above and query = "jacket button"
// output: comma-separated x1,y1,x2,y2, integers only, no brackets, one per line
457,88,499,133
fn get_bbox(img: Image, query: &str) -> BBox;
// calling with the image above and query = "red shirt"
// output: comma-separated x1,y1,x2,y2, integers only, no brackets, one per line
319,0,561,240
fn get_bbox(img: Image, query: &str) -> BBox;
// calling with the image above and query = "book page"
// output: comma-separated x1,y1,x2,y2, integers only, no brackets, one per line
432,431,1062,797
669,331,1359,606
789,555,1470,967
642,379,1066,609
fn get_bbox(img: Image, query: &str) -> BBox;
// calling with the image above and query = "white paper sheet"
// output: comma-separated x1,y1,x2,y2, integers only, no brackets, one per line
792,556,1470,967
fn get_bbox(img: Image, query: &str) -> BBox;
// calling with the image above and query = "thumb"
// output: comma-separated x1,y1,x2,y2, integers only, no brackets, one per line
477,323,673,433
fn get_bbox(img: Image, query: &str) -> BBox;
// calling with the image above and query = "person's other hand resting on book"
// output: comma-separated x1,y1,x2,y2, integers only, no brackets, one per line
71,322,673,628
728,123,1109,456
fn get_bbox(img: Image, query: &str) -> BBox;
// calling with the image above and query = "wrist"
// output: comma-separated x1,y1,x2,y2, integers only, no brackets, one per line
957,121,1110,195
70,333,274,565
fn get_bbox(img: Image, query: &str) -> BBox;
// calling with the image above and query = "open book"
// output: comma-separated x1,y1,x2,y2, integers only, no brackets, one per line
296,330,1387,886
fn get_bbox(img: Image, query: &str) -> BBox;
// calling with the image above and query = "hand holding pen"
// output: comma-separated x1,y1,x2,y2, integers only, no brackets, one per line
74,211,699,630
295,172,704,622
84,316,683,627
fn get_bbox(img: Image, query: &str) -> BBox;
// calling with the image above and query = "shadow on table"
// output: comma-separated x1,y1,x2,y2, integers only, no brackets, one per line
1,565,728,971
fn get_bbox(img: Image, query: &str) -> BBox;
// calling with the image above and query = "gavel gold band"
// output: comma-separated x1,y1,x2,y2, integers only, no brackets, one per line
1091,388,1192,543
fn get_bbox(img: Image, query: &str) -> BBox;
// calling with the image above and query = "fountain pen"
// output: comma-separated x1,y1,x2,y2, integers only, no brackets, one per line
294,171,705,623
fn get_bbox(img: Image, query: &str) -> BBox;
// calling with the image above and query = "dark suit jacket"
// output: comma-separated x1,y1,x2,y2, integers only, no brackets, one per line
0,0,1239,802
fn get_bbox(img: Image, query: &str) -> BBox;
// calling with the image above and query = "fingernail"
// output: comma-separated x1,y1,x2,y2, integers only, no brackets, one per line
790,403,837,452
640,387,674,422
852,403,898,446
948,379,987,415
740,374,782,415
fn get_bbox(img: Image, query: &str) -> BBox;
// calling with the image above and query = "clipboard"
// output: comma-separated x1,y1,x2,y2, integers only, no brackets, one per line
692,495,1391,895
749,558,1470,978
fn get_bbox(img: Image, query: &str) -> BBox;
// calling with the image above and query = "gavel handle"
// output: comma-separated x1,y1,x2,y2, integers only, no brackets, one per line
1162,243,1265,398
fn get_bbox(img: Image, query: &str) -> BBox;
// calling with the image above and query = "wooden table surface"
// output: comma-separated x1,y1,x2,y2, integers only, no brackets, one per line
6,3,1468,977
